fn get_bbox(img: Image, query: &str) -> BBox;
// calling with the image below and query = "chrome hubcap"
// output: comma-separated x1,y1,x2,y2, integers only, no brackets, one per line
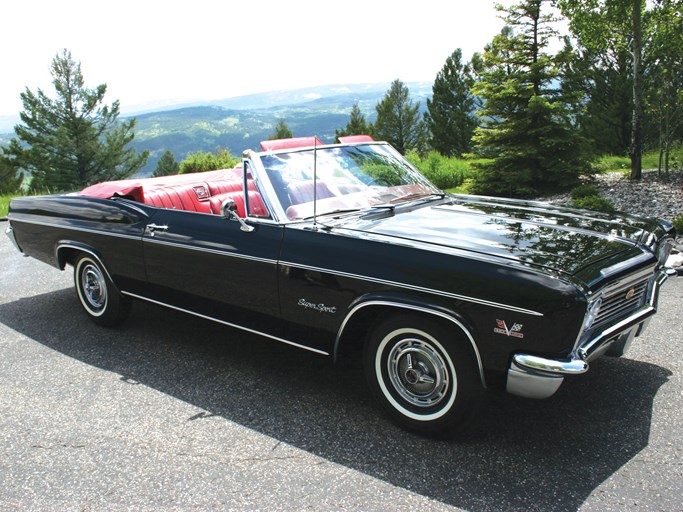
387,338,449,408
82,264,106,309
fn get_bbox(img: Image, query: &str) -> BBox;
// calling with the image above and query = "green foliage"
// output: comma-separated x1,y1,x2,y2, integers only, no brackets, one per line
645,0,683,177
0,194,11,217
425,49,477,157
0,155,22,194
592,155,631,173
471,1,590,198
270,118,293,140
373,79,427,154
2,50,147,192
672,214,683,233
557,0,648,179
335,103,371,141
153,150,180,177
570,184,601,199
179,147,237,174
571,194,616,212
405,150,475,189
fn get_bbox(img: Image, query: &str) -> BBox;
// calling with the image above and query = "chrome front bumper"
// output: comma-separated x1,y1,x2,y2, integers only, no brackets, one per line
507,268,676,399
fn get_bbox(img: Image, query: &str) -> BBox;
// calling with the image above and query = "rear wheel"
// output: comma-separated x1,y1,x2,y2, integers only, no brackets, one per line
364,314,481,432
74,254,130,327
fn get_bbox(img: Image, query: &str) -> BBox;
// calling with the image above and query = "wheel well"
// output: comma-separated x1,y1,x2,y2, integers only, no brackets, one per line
56,246,79,269
335,302,486,388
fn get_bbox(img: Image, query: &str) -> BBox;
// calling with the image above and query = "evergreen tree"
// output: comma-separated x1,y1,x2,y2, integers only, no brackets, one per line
557,0,647,179
0,155,23,194
644,0,683,177
269,118,293,139
335,103,370,141
472,1,589,197
425,49,477,157
153,150,180,177
373,79,427,154
3,49,147,191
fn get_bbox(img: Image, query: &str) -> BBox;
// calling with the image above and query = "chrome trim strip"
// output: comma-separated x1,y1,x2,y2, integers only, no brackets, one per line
121,291,330,357
281,261,543,317
5,226,23,253
143,237,278,265
7,217,141,240
247,154,289,223
334,300,486,388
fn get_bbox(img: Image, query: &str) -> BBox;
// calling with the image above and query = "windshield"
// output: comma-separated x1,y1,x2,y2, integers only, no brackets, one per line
258,143,441,220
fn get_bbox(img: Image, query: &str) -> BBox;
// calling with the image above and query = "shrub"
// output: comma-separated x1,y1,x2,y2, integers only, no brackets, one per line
406,150,474,190
570,184,601,200
672,214,683,233
571,195,616,213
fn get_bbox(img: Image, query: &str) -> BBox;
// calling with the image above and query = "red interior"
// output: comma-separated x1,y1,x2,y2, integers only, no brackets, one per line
79,167,268,218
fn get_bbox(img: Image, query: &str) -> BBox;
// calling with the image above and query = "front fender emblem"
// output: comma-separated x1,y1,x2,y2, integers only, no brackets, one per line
494,319,524,339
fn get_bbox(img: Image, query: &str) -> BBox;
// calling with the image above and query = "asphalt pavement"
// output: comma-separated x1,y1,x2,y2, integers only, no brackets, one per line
0,225,681,511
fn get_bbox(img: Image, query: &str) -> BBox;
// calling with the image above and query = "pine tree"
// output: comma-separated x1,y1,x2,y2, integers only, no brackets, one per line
425,49,477,157
153,150,180,177
373,79,427,154
3,49,147,191
335,103,370,141
0,155,23,194
269,119,293,140
472,1,588,197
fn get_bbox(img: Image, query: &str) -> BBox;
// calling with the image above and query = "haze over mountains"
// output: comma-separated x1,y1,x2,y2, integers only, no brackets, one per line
1,82,432,177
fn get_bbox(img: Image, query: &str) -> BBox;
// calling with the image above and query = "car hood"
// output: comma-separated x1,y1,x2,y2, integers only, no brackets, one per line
337,195,656,276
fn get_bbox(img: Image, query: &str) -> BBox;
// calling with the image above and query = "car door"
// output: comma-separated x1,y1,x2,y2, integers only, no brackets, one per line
141,207,283,329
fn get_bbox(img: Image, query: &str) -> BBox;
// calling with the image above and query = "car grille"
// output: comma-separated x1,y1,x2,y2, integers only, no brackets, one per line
593,273,651,330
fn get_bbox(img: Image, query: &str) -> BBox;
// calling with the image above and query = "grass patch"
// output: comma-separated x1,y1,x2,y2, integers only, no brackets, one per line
0,194,12,218
592,155,630,174
594,146,683,174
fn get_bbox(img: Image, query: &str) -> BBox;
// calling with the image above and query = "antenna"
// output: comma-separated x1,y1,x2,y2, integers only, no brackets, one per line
313,136,318,228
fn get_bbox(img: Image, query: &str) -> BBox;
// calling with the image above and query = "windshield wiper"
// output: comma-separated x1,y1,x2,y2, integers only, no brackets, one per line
389,192,445,204
302,208,363,220
302,205,395,221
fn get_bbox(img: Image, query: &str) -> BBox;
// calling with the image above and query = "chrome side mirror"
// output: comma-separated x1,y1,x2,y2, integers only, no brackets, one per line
220,199,255,232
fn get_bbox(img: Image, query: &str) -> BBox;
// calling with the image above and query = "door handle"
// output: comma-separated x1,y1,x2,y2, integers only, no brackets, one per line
145,223,168,236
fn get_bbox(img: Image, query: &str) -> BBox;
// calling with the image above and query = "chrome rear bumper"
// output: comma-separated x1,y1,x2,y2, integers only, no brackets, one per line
5,226,23,254
507,268,676,399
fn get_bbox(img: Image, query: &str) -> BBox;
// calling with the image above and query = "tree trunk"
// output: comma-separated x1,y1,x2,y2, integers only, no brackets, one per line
629,0,643,180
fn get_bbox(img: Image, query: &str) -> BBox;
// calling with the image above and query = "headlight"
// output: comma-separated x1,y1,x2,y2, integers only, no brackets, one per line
657,238,674,267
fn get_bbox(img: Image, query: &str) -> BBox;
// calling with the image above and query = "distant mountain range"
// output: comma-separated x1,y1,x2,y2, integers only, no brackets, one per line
0,82,433,177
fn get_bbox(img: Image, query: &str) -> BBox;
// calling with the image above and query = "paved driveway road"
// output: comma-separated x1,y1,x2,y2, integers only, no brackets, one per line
0,227,681,511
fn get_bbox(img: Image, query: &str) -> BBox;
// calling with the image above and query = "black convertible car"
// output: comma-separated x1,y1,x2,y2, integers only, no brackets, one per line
6,136,677,432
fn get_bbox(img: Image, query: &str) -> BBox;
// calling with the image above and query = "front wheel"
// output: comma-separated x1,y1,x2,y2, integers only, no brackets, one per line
74,254,130,327
364,315,481,433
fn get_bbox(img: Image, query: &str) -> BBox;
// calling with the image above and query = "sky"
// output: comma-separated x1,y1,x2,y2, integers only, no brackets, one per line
1,0,512,119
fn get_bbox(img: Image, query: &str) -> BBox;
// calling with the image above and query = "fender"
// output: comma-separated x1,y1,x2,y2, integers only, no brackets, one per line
55,241,116,284
334,294,486,387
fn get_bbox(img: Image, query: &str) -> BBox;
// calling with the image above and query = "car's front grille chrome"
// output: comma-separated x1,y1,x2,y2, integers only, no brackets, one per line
593,275,650,330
